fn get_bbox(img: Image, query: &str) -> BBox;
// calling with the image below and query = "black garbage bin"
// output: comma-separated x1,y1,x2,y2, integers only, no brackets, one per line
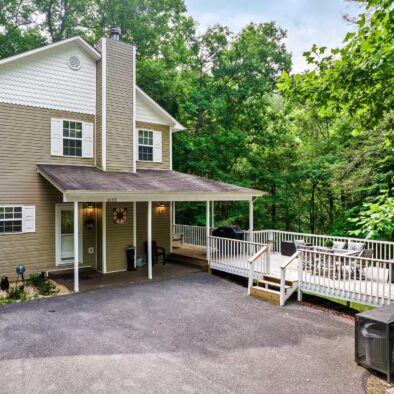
126,246,136,271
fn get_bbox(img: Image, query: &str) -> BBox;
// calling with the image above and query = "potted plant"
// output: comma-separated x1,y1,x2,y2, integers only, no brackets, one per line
324,239,334,248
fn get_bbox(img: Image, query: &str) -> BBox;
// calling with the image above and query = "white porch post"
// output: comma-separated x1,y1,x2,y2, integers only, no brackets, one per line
133,201,137,248
206,201,210,260
172,201,176,226
73,201,79,292
211,201,214,229
147,201,152,280
102,203,107,274
249,199,254,242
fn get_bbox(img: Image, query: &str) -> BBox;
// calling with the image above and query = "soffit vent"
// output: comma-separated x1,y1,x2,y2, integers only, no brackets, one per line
67,55,81,71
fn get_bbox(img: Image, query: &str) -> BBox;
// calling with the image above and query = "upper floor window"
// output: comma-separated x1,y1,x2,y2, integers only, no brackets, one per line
51,118,93,159
63,121,82,157
138,129,162,163
138,130,153,161
0,205,35,234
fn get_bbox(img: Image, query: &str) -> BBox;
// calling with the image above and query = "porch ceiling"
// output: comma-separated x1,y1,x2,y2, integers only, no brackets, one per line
37,164,265,202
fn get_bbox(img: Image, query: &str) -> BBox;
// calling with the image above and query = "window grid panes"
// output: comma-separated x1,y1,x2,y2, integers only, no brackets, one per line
63,120,82,157
138,130,153,161
0,206,22,233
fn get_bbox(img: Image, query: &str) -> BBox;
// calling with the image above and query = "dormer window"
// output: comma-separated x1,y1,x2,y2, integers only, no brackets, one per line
137,129,162,163
138,129,153,161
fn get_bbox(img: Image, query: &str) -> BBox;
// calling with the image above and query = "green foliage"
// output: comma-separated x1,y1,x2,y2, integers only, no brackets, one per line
349,191,394,240
5,286,28,302
0,0,392,237
29,273,57,295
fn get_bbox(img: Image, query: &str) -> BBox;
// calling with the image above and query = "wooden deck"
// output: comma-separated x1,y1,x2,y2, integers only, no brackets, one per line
172,244,394,306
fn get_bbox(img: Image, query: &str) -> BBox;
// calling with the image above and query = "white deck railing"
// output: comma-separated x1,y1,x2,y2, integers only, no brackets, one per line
253,230,394,261
173,224,213,246
174,225,394,260
208,235,269,279
299,249,393,307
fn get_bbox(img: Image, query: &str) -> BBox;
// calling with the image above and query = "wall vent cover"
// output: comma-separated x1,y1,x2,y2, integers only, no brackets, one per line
67,56,81,71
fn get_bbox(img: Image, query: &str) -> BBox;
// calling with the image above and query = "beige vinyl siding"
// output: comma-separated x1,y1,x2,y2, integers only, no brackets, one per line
136,122,171,170
135,202,171,262
105,202,134,272
105,39,134,172
0,103,96,277
95,40,103,169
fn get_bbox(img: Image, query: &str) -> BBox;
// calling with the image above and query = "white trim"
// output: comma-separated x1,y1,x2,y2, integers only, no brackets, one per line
64,191,264,203
249,199,254,242
206,201,210,260
74,201,79,292
133,46,137,173
136,86,185,131
101,38,107,171
0,36,101,67
133,201,137,250
147,201,152,280
102,202,107,273
106,269,128,274
55,203,83,266
169,125,173,170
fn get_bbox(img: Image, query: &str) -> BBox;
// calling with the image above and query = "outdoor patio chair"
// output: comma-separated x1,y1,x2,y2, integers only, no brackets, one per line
341,248,374,280
144,241,166,265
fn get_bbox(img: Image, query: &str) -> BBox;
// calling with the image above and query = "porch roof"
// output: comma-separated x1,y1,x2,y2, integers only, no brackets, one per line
37,164,265,202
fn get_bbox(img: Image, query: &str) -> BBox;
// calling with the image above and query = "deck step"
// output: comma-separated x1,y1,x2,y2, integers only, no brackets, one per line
262,275,296,287
257,279,291,290
250,286,280,304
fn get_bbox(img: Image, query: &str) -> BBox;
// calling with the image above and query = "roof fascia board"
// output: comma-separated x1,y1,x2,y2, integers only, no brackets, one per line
0,36,101,67
63,190,265,202
136,86,186,132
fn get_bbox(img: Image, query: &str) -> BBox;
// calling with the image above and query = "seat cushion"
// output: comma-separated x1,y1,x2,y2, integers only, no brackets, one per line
348,241,365,251
333,241,346,249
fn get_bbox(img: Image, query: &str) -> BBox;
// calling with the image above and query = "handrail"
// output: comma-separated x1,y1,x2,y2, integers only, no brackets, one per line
280,251,301,269
279,251,301,306
247,245,269,295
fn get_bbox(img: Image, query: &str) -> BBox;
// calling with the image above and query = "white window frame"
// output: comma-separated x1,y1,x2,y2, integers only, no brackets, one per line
138,129,154,162
63,120,83,157
55,203,83,266
0,205,23,234
0,205,35,235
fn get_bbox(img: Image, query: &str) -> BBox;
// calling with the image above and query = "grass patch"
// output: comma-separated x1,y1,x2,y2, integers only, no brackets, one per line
303,291,375,314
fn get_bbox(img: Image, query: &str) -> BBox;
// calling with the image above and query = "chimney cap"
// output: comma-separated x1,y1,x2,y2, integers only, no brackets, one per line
109,25,121,40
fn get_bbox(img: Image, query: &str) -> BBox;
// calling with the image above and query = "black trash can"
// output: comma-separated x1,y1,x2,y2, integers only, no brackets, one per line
126,246,136,271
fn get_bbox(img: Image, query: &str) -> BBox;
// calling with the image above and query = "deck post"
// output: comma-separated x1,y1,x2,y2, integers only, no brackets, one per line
73,201,79,293
211,201,214,229
249,199,254,242
206,201,210,260
147,201,152,280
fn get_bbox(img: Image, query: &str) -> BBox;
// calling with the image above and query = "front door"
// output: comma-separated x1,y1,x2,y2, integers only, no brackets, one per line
56,204,82,265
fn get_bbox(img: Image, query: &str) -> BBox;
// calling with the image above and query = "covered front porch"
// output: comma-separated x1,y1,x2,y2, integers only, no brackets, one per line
37,164,264,292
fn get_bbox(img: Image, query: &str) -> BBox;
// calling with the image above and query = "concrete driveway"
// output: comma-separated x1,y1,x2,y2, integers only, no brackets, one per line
0,272,365,393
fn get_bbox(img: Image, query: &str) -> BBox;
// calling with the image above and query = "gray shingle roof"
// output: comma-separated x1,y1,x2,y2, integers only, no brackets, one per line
37,164,263,196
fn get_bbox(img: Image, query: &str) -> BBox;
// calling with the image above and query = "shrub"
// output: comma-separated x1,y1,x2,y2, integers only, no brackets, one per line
324,239,334,247
29,273,57,296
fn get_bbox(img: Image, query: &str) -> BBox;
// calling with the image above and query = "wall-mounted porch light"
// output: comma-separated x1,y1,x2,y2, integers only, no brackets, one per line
84,203,95,230
156,202,166,215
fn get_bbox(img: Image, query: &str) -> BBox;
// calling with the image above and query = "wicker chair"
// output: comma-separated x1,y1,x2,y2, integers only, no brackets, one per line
342,249,374,279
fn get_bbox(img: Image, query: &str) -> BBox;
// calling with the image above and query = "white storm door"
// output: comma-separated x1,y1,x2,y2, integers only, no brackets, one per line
56,204,82,265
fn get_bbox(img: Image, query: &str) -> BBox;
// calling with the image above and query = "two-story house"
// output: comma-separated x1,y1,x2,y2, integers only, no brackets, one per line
0,27,263,291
